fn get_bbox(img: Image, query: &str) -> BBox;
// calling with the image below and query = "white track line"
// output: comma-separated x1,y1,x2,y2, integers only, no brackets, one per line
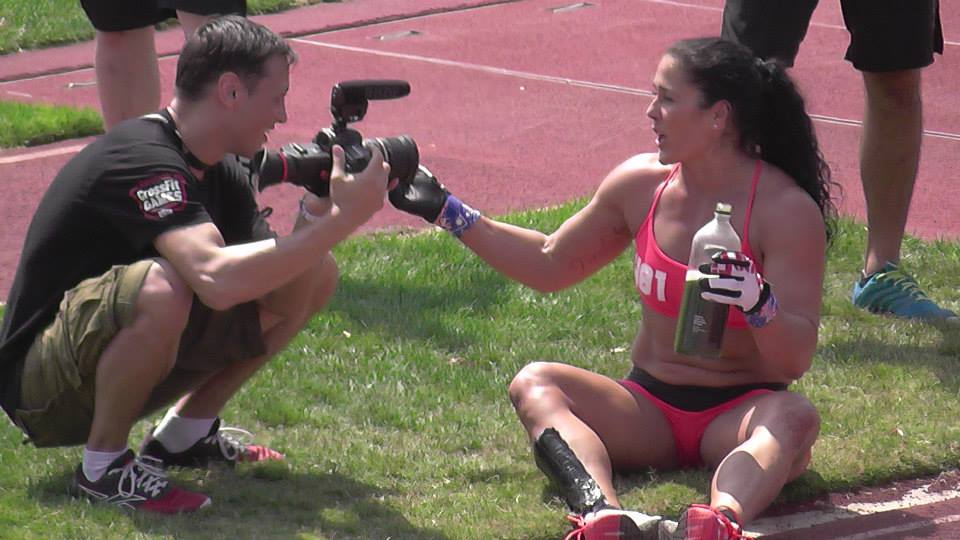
748,486,960,536
3,3,958,165
0,144,87,165
292,38,654,96
294,37,960,143
844,487,960,515
832,514,960,540
0,56,175,87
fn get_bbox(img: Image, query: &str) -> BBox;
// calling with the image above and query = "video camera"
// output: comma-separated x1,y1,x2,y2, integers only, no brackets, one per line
253,80,420,197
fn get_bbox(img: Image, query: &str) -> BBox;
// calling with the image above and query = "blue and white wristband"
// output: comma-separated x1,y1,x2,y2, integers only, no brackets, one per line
745,290,778,328
436,195,481,238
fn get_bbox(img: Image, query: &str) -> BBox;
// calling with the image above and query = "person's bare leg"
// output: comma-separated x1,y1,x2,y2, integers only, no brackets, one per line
86,261,193,451
93,27,161,129
509,362,676,507
700,392,820,523
176,11,216,39
173,253,338,419
860,69,923,275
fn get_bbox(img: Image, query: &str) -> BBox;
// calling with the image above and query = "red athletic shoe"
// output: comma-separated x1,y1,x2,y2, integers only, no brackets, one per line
70,450,211,513
564,507,664,540
140,418,284,468
674,504,744,540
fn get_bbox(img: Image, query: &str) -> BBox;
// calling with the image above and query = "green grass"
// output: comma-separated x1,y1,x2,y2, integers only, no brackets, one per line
0,0,93,54
0,1,341,55
0,101,103,148
0,207,957,539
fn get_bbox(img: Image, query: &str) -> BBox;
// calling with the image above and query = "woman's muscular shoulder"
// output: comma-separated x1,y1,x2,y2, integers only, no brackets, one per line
597,154,671,201
608,153,672,183
752,163,827,256
594,153,673,227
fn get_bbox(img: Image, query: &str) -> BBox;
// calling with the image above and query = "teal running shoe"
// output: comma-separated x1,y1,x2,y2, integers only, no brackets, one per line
851,262,958,321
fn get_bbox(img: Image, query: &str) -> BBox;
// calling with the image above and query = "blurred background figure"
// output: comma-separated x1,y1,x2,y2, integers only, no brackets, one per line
80,0,247,128
722,0,955,322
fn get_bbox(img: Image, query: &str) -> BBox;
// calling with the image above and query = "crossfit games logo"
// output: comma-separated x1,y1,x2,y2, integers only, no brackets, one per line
130,173,187,220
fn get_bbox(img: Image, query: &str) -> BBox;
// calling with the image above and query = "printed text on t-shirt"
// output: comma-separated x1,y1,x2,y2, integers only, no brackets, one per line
130,173,188,220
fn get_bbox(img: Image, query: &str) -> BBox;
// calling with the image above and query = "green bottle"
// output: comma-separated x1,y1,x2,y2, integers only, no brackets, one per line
674,203,741,358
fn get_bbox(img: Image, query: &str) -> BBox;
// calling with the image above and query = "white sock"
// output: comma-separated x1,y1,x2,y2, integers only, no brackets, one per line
82,447,128,482
152,407,216,453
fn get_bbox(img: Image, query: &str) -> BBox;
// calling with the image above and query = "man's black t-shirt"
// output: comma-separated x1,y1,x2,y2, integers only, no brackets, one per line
0,114,273,418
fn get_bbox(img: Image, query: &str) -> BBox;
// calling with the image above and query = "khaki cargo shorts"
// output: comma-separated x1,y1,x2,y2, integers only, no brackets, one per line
13,260,265,447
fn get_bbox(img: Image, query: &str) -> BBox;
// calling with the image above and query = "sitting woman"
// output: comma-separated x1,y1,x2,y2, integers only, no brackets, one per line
389,37,835,540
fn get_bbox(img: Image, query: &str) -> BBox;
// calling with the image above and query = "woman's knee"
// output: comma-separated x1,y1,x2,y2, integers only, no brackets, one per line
757,393,821,449
787,448,813,482
508,361,563,409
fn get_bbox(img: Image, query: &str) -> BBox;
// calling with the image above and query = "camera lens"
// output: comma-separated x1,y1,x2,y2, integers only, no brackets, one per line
252,149,285,191
372,135,419,184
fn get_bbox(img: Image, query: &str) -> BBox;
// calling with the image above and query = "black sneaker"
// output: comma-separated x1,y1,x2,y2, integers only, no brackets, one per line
69,450,211,513
140,418,284,469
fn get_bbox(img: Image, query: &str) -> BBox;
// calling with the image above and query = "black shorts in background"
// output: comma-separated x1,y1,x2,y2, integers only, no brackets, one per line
721,0,944,72
80,0,247,32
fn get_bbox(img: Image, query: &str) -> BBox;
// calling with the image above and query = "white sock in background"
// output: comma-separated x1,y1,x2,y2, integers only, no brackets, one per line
152,407,216,453
82,447,128,482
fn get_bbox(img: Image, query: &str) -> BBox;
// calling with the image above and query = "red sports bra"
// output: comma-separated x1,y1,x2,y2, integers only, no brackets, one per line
633,161,762,328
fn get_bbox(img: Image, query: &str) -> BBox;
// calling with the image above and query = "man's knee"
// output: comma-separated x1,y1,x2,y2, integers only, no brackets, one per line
95,27,154,51
259,253,338,331
135,260,194,335
176,12,216,38
864,69,922,111
309,253,338,313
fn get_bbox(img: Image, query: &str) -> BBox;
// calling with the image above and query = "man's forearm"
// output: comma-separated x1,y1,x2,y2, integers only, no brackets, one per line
197,204,356,309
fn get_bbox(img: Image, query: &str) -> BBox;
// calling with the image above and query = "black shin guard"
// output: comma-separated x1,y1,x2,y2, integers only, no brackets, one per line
533,427,607,515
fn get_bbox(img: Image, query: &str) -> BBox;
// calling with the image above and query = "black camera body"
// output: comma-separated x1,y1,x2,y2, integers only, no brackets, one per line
253,80,419,197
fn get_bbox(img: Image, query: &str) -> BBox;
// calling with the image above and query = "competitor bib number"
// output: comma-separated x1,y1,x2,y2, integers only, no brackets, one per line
634,255,667,302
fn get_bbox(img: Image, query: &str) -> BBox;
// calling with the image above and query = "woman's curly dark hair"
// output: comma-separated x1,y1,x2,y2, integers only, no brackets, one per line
667,37,838,241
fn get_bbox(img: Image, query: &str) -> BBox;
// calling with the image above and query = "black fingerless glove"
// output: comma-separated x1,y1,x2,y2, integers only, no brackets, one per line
389,165,480,237
388,165,450,222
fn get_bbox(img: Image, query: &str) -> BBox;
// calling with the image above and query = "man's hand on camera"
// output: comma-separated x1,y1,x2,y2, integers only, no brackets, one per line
329,143,389,228
298,191,333,223
389,166,481,237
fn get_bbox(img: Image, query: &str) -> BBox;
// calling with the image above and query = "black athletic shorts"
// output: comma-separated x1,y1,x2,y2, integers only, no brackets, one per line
721,0,944,72
80,0,247,32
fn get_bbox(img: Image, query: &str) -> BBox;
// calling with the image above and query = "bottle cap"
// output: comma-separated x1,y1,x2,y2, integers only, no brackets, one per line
715,202,732,215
